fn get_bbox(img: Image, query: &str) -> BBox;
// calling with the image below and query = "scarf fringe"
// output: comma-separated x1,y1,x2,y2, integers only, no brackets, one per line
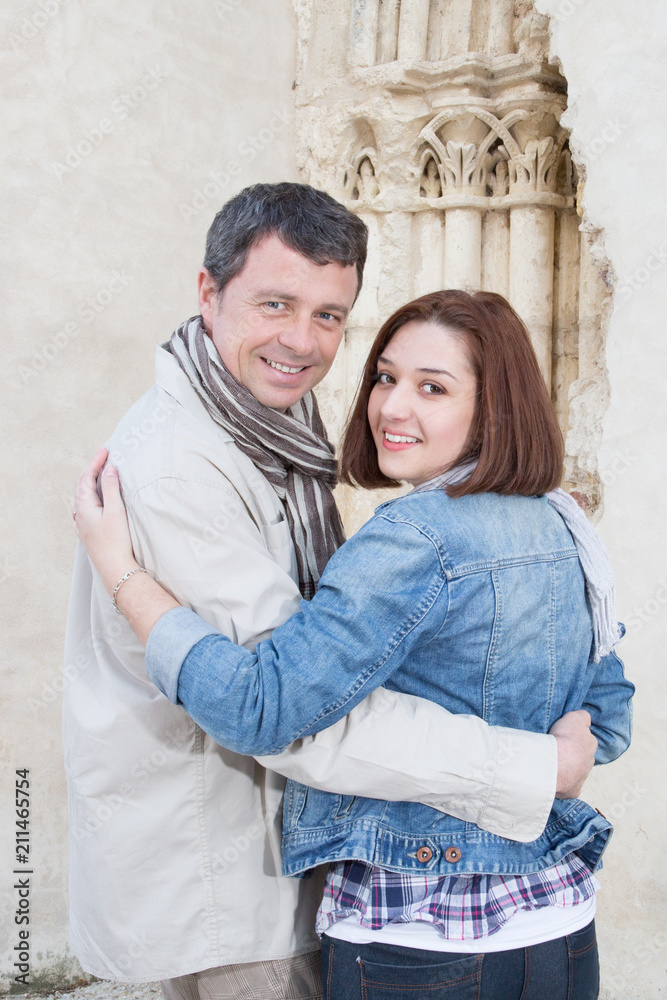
591,589,623,663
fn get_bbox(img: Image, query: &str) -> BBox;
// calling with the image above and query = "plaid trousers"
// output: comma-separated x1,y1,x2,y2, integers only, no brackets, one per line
161,950,322,1000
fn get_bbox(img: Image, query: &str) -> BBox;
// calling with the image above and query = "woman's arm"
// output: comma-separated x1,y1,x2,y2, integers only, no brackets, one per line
147,516,448,755
73,449,596,815
582,644,634,764
73,451,180,641
76,453,451,755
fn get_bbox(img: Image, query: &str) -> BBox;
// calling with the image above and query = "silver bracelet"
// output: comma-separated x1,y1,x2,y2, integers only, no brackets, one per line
112,567,147,616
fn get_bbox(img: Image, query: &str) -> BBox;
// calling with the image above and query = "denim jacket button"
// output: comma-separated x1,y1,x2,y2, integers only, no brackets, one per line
416,846,433,863
445,847,462,863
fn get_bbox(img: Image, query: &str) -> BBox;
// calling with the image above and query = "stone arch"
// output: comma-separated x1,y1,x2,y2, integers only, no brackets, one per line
344,149,380,201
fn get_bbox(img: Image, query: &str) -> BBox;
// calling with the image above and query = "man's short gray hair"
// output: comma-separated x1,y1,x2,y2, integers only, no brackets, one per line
203,182,368,299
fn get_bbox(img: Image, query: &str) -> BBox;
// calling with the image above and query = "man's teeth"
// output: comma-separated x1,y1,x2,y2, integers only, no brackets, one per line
385,432,419,444
265,359,305,374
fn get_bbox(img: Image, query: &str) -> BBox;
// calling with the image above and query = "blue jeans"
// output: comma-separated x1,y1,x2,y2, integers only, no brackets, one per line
321,920,599,1000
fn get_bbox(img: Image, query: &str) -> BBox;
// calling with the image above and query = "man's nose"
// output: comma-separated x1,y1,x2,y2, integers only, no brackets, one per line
277,314,317,357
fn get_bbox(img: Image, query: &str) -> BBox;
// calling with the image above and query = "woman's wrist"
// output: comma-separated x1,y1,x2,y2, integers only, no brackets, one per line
112,566,146,614
113,570,180,647
101,557,141,598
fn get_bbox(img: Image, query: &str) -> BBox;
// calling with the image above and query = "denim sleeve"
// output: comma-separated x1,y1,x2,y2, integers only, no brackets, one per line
147,606,220,703
582,631,634,764
146,514,448,755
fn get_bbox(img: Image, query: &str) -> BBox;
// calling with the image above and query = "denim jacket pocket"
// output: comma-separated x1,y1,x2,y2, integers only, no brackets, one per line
283,780,308,834
332,795,357,820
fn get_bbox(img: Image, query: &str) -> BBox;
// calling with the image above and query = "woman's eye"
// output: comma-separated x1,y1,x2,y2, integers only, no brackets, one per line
373,372,394,385
422,382,445,395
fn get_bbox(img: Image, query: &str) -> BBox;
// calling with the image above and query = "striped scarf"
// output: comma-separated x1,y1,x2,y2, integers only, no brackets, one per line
414,461,621,662
167,315,345,600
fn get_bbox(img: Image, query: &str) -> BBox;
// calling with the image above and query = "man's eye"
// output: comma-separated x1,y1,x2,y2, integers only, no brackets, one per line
318,312,337,322
265,301,285,310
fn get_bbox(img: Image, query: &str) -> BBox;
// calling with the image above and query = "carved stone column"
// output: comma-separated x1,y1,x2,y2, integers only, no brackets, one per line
552,210,581,433
292,0,611,522
443,0,475,59
349,0,379,67
397,0,431,60
413,211,444,296
509,205,555,382
507,126,567,382
487,0,514,57
444,208,482,288
377,0,401,63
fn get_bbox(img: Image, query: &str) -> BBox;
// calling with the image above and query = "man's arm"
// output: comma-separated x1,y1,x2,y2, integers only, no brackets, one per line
141,512,597,832
258,689,563,843
86,463,593,843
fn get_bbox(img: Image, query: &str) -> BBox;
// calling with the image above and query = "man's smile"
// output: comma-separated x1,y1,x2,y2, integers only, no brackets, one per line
262,357,308,374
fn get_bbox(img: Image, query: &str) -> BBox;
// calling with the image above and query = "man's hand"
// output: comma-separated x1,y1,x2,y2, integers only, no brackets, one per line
550,710,597,799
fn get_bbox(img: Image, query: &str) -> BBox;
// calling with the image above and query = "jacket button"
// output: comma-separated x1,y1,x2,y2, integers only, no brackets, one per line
416,846,433,863
445,847,462,863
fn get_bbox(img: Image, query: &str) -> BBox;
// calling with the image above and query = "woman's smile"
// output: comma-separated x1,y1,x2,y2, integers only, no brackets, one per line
382,429,422,450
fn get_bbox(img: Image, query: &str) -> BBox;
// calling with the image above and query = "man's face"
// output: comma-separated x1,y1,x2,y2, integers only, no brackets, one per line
199,234,359,410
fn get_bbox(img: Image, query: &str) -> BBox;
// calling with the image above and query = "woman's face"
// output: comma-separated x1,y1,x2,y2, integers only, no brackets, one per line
367,320,478,486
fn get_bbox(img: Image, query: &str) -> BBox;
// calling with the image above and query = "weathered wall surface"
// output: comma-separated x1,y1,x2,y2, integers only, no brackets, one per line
0,1,297,991
534,2,667,996
295,0,612,530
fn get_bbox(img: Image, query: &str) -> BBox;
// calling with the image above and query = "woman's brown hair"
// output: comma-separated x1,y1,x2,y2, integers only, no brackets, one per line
339,290,564,498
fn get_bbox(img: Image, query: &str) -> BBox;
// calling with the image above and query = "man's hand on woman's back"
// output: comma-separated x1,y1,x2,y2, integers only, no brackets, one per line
551,710,598,799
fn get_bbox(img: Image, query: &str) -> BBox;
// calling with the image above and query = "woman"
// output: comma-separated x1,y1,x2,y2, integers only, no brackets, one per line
74,290,632,999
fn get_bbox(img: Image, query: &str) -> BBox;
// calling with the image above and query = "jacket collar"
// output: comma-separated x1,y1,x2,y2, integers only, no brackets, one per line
154,343,235,443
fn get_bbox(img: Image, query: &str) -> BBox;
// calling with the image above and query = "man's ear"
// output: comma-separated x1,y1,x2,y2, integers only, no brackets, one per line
198,268,218,331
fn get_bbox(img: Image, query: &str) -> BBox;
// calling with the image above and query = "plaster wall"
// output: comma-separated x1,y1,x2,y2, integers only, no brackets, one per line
535,2,667,996
0,1,297,991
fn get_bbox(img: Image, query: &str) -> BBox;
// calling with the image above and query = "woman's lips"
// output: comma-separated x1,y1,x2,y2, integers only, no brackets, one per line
382,431,421,451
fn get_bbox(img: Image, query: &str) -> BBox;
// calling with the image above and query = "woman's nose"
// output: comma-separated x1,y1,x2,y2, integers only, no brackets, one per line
379,382,413,422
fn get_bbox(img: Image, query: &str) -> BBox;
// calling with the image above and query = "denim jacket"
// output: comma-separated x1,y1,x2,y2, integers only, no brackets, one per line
147,488,634,880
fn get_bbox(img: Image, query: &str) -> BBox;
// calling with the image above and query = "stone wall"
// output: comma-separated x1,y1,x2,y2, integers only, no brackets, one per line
295,0,611,531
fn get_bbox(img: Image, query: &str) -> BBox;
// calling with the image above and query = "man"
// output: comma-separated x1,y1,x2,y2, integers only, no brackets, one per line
65,183,595,1000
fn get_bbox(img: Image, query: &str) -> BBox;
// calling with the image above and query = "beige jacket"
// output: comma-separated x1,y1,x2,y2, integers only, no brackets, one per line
62,346,556,983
